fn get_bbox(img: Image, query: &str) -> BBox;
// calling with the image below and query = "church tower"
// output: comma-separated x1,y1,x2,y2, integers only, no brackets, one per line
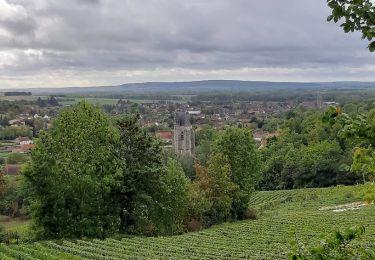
173,111,195,155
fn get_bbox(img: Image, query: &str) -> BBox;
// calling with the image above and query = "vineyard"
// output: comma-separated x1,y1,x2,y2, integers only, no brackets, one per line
1,184,375,259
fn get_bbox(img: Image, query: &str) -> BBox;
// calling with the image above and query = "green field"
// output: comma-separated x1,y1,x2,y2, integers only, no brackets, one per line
0,216,31,238
1,184,374,259
0,141,17,161
0,95,47,101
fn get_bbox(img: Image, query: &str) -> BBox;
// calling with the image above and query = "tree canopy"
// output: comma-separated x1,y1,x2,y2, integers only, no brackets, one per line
327,0,375,51
24,101,123,239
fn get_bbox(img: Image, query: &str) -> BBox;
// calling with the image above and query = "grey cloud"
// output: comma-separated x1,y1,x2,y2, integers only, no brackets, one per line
0,0,374,87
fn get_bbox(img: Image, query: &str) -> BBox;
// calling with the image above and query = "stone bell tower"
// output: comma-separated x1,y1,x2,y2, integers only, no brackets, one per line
173,111,195,155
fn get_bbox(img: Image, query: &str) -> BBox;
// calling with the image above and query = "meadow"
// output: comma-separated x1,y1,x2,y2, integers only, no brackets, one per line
1,183,374,259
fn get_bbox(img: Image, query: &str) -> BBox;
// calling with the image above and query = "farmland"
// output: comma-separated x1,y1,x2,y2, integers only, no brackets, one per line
0,141,17,161
1,184,374,259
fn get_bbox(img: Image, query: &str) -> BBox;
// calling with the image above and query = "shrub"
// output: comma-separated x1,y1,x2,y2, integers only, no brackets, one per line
243,208,257,220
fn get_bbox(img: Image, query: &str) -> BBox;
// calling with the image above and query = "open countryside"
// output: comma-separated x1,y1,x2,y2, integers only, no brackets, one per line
1,0,375,259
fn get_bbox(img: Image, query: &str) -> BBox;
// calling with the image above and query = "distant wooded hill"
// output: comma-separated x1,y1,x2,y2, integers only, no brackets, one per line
2,80,375,95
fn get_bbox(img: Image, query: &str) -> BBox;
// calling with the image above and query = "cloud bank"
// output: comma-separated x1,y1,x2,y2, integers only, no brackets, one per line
0,0,374,88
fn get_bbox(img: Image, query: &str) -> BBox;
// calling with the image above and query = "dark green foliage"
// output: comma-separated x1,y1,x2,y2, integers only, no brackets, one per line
47,96,59,106
4,92,31,96
115,113,164,235
212,127,261,193
24,101,123,239
115,114,190,235
0,175,27,217
259,110,360,190
194,126,218,166
176,154,195,179
325,106,375,180
211,127,261,219
290,226,374,259
156,159,190,234
0,126,32,140
327,0,375,52
36,97,46,108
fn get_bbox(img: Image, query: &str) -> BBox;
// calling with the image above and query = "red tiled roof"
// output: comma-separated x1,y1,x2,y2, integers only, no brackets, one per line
157,131,173,140
12,144,34,153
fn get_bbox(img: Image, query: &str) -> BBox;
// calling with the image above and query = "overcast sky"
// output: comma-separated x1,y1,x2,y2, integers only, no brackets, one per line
0,0,374,89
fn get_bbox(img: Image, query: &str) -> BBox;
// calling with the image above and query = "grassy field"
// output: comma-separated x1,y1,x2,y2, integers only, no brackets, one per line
0,216,31,238
0,141,17,161
0,95,47,101
1,184,374,259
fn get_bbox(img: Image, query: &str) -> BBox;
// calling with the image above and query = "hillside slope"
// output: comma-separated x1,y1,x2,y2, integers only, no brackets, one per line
1,184,374,259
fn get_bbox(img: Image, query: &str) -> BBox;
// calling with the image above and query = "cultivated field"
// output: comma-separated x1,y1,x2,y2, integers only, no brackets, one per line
1,184,374,259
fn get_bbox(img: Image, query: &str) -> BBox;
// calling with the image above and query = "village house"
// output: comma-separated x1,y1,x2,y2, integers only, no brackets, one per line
16,137,33,145
156,131,173,144
9,118,26,126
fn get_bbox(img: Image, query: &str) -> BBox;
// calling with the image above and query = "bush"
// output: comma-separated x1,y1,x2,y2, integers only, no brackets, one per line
243,208,257,220
289,226,374,259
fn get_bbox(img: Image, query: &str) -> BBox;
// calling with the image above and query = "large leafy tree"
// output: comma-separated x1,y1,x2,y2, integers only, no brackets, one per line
115,114,190,235
114,114,164,234
327,0,375,51
24,102,123,239
325,106,375,181
156,159,190,235
205,153,238,222
260,109,359,190
211,127,261,218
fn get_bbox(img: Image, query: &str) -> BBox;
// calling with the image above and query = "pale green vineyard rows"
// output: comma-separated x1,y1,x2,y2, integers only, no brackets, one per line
1,184,375,259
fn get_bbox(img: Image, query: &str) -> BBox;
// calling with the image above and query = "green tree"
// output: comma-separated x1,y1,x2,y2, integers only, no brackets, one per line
23,101,123,239
327,0,375,52
115,114,163,235
325,106,375,181
212,127,261,219
259,109,359,190
206,153,239,222
192,154,238,225
155,159,190,235
195,126,218,166
289,141,344,188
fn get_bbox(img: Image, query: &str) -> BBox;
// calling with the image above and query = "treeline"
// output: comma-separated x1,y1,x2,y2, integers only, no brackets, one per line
0,100,34,115
258,104,375,190
4,92,32,96
81,94,183,101
192,105,371,191
191,89,375,104
15,101,261,239
0,126,32,140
